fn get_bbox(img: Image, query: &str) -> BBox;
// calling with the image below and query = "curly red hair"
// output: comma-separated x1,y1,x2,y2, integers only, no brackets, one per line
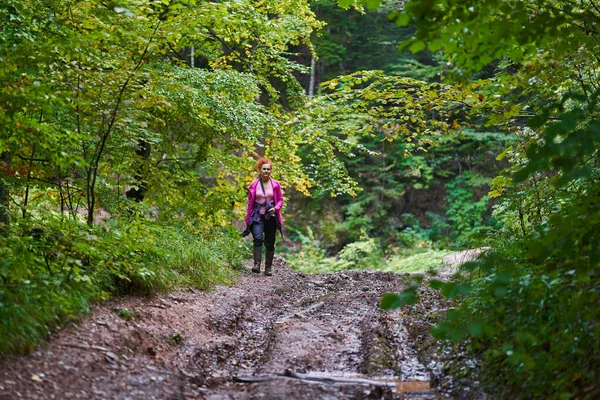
255,157,273,172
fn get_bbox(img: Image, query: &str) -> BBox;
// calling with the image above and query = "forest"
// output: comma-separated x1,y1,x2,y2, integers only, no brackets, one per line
1,0,599,398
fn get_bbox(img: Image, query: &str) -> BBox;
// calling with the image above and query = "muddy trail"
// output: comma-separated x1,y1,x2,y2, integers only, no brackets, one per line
0,257,465,400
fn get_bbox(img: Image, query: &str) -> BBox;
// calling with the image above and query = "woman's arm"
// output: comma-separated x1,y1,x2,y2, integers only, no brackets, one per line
273,181,284,210
245,183,256,225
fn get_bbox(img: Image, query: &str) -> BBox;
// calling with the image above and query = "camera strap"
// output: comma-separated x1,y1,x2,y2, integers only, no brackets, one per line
259,179,273,216
259,179,266,197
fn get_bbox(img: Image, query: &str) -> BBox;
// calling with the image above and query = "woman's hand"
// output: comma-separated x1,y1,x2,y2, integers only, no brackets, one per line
267,207,276,214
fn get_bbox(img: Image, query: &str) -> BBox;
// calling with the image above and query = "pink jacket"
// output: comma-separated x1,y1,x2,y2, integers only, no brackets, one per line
245,178,284,226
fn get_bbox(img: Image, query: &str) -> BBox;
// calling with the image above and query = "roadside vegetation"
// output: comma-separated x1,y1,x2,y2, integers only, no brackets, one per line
2,0,599,398
287,1,600,398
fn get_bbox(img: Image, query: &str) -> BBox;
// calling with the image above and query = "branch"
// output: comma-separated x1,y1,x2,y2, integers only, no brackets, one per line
156,157,196,164
166,41,191,67
538,3,599,35
87,21,162,224
203,27,253,71
15,154,49,163
22,141,39,217
514,114,559,120
584,0,600,23
28,176,84,193
574,64,591,102
233,370,430,392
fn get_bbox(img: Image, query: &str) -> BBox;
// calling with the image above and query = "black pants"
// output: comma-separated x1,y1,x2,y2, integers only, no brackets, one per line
252,215,277,251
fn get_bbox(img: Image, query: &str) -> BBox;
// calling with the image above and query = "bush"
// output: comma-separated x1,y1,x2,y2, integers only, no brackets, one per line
286,227,331,274
288,220,457,275
431,188,600,399
0,216,242,356
385,249,452,274
288,225,456,275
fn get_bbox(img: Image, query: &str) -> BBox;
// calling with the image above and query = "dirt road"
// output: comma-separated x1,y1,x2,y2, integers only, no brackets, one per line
0,257,455,399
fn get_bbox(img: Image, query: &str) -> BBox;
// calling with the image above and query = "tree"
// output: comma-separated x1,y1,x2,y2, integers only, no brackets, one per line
0,0,329,229
0,0,347,355
377,0,600,397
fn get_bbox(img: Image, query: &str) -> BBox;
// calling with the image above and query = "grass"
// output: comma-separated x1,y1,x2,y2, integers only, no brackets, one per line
286,238,452,276
384,249,453,274
0,218,243,356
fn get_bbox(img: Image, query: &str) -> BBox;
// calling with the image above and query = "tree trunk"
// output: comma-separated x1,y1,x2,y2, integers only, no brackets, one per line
0,151,12,235
308,54,316,99
125,139,152,202
22,144,37,218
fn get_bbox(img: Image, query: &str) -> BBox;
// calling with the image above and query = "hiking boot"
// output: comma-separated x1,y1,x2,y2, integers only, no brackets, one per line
252,247,262,273
264,250,274,276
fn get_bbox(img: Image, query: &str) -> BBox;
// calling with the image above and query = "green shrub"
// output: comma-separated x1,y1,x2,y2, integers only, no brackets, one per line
444,171,495,247
385,249,452,274
331,238,385,271
0,216,242,356
0,219,102,354
430,188,600,399
115,308,136,321
286,227,331,274
159,229,239,290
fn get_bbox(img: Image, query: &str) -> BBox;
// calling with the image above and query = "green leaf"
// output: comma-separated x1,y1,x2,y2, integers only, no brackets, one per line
365,0,382,11
448,327,466,342
508,47,523,62
338,0,354,8
380,293,402,309
380,289,417,309
395,13,411,27
467,320,491,337
431,280,471,298
409,40,426,53
493,284,508,297
387,10,400,22
428,39,443,52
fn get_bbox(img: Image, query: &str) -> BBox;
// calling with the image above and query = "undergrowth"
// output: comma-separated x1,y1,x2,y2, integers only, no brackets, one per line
431,191,600,399
287,226,450,275
0,216,243,356
384,249,451,274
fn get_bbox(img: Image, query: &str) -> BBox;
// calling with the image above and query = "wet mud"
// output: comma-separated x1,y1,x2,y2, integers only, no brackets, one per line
0,258,460,399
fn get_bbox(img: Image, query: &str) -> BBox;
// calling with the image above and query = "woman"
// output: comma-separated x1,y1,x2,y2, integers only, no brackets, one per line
245,157,284,276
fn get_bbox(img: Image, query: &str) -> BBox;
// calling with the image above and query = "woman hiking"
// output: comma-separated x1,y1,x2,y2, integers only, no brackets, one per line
244,157,284,276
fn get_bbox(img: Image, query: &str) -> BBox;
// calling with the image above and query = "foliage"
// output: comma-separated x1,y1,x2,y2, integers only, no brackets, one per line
388,0,600,78
167,331,184,346
430,187,600,398
285,0,466,255
0,0,330,230
376,0,600,397
285,124,510,257
333,238,385,270
288,227,385,273
286,227,329,272
288,69,487,203
281,66,504,264
395,223,440,250
444,171,495,247
384,249,451,274
288,225,453,275
0,215,240,356
0,0,366,356
312,0,442,83
115,308,136,321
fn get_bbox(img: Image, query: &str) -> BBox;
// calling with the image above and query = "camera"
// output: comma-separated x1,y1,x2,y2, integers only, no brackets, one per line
265,201,276,219
241,225,252,237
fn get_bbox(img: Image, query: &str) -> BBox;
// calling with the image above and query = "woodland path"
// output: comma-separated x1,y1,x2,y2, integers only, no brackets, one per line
0,255,471,400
